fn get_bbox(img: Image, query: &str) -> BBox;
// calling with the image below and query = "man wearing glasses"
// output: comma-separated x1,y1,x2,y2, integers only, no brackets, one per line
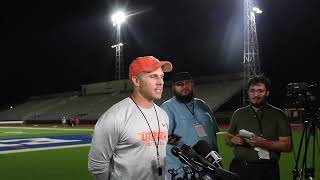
225,74,292,180
161,72,219,179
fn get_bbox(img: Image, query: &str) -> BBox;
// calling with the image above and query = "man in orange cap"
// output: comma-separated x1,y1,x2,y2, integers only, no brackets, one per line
89,56,173,180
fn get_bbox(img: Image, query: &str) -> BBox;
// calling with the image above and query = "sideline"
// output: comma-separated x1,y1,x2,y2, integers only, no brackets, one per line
0,134,92,154
0,126,93,131
0,144,90,154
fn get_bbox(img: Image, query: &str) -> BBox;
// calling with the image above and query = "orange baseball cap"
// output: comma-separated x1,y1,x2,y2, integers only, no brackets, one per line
129,56,173,79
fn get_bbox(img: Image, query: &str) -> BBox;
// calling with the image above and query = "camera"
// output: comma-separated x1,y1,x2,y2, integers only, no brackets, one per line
286,82,319,126
286,83,317,108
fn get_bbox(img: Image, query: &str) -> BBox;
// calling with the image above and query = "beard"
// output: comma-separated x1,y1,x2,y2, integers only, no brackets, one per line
174,90,194,103
250,96,267,108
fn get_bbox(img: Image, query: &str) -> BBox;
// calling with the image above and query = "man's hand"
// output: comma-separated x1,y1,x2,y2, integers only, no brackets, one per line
249,135,267,147
248,135,292,152
168,134,181,145
230,134,245,145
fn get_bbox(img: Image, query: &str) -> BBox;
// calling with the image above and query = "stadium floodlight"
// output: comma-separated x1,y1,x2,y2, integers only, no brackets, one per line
111,43,123,48
111,10,127,80
111,11,127,26
252,7,263,14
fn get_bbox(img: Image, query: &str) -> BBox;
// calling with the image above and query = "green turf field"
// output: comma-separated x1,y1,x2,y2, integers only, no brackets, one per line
0,127,319,180
0,127,93,138
0,146,93,180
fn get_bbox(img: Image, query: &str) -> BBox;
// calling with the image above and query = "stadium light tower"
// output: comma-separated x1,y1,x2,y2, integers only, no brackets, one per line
111,11,127,80
243,0,262,106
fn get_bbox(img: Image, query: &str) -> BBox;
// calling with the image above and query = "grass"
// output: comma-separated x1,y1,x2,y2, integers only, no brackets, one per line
0,126,94,180
0,127,93,138
0,127,319,180
0,146,93,180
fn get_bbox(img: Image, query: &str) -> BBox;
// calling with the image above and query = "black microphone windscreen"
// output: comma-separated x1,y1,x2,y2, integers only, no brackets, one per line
171,146,180,157
193,140,212,157
181,143,217,169
181,144,194,159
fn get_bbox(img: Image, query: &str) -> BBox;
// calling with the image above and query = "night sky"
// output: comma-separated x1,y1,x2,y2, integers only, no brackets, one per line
2,0,320,108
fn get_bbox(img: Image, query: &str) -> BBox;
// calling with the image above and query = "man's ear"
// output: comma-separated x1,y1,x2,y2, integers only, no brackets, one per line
266,90,270,97
132,76,140,87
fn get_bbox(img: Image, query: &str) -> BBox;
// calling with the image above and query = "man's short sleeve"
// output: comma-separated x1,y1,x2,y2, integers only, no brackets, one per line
277,111,292,137
228,110,239,135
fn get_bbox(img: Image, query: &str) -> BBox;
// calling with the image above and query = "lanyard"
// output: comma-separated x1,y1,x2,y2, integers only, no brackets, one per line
130,97,162,176
184,102,199,124
250,106,264,136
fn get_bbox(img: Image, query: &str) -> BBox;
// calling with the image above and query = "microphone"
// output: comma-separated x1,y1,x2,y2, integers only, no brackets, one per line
181,144,215,169
171,146,202,172
177,143,240,180
239,129,255,139
193,140,222,167
192,140,240,180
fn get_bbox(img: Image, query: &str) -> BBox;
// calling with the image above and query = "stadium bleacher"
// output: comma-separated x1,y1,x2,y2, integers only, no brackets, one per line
0,73,243,123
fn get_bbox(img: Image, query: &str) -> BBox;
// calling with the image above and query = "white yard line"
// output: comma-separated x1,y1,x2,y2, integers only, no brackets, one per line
3,132,24,134
0,144,91,154
0,121,23,124
0,127,93,131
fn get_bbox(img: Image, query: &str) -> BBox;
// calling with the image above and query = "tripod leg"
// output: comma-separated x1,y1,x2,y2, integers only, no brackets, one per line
293,124,307,180
304,125,316,179
299,126,311,180
300,124,316,180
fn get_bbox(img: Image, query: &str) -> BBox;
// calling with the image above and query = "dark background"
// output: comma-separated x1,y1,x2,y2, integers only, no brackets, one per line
1,0,319,108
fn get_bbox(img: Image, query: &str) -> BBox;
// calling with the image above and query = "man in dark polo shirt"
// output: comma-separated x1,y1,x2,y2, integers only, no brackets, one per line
225,75,292,180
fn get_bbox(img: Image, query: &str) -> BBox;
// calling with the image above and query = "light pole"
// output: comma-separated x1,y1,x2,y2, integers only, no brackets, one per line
243,0,262,105
111,11,126,80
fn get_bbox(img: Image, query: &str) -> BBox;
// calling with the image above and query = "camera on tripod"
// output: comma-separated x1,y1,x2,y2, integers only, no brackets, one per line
286,82,320,126
286,82,317,108
286,82,320,180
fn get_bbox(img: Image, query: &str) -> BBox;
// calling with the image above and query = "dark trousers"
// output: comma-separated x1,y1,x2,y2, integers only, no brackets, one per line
229,158,280,180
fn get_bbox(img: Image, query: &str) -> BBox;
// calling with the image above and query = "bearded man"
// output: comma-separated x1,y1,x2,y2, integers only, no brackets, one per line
225,74,292,180
161,72,219,179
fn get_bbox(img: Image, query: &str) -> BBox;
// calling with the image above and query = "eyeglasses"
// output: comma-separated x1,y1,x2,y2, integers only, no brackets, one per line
248,89,266,94
175,80,193,86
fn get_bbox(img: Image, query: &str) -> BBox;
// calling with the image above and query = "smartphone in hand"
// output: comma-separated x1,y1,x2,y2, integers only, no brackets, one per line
168,134,181,145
